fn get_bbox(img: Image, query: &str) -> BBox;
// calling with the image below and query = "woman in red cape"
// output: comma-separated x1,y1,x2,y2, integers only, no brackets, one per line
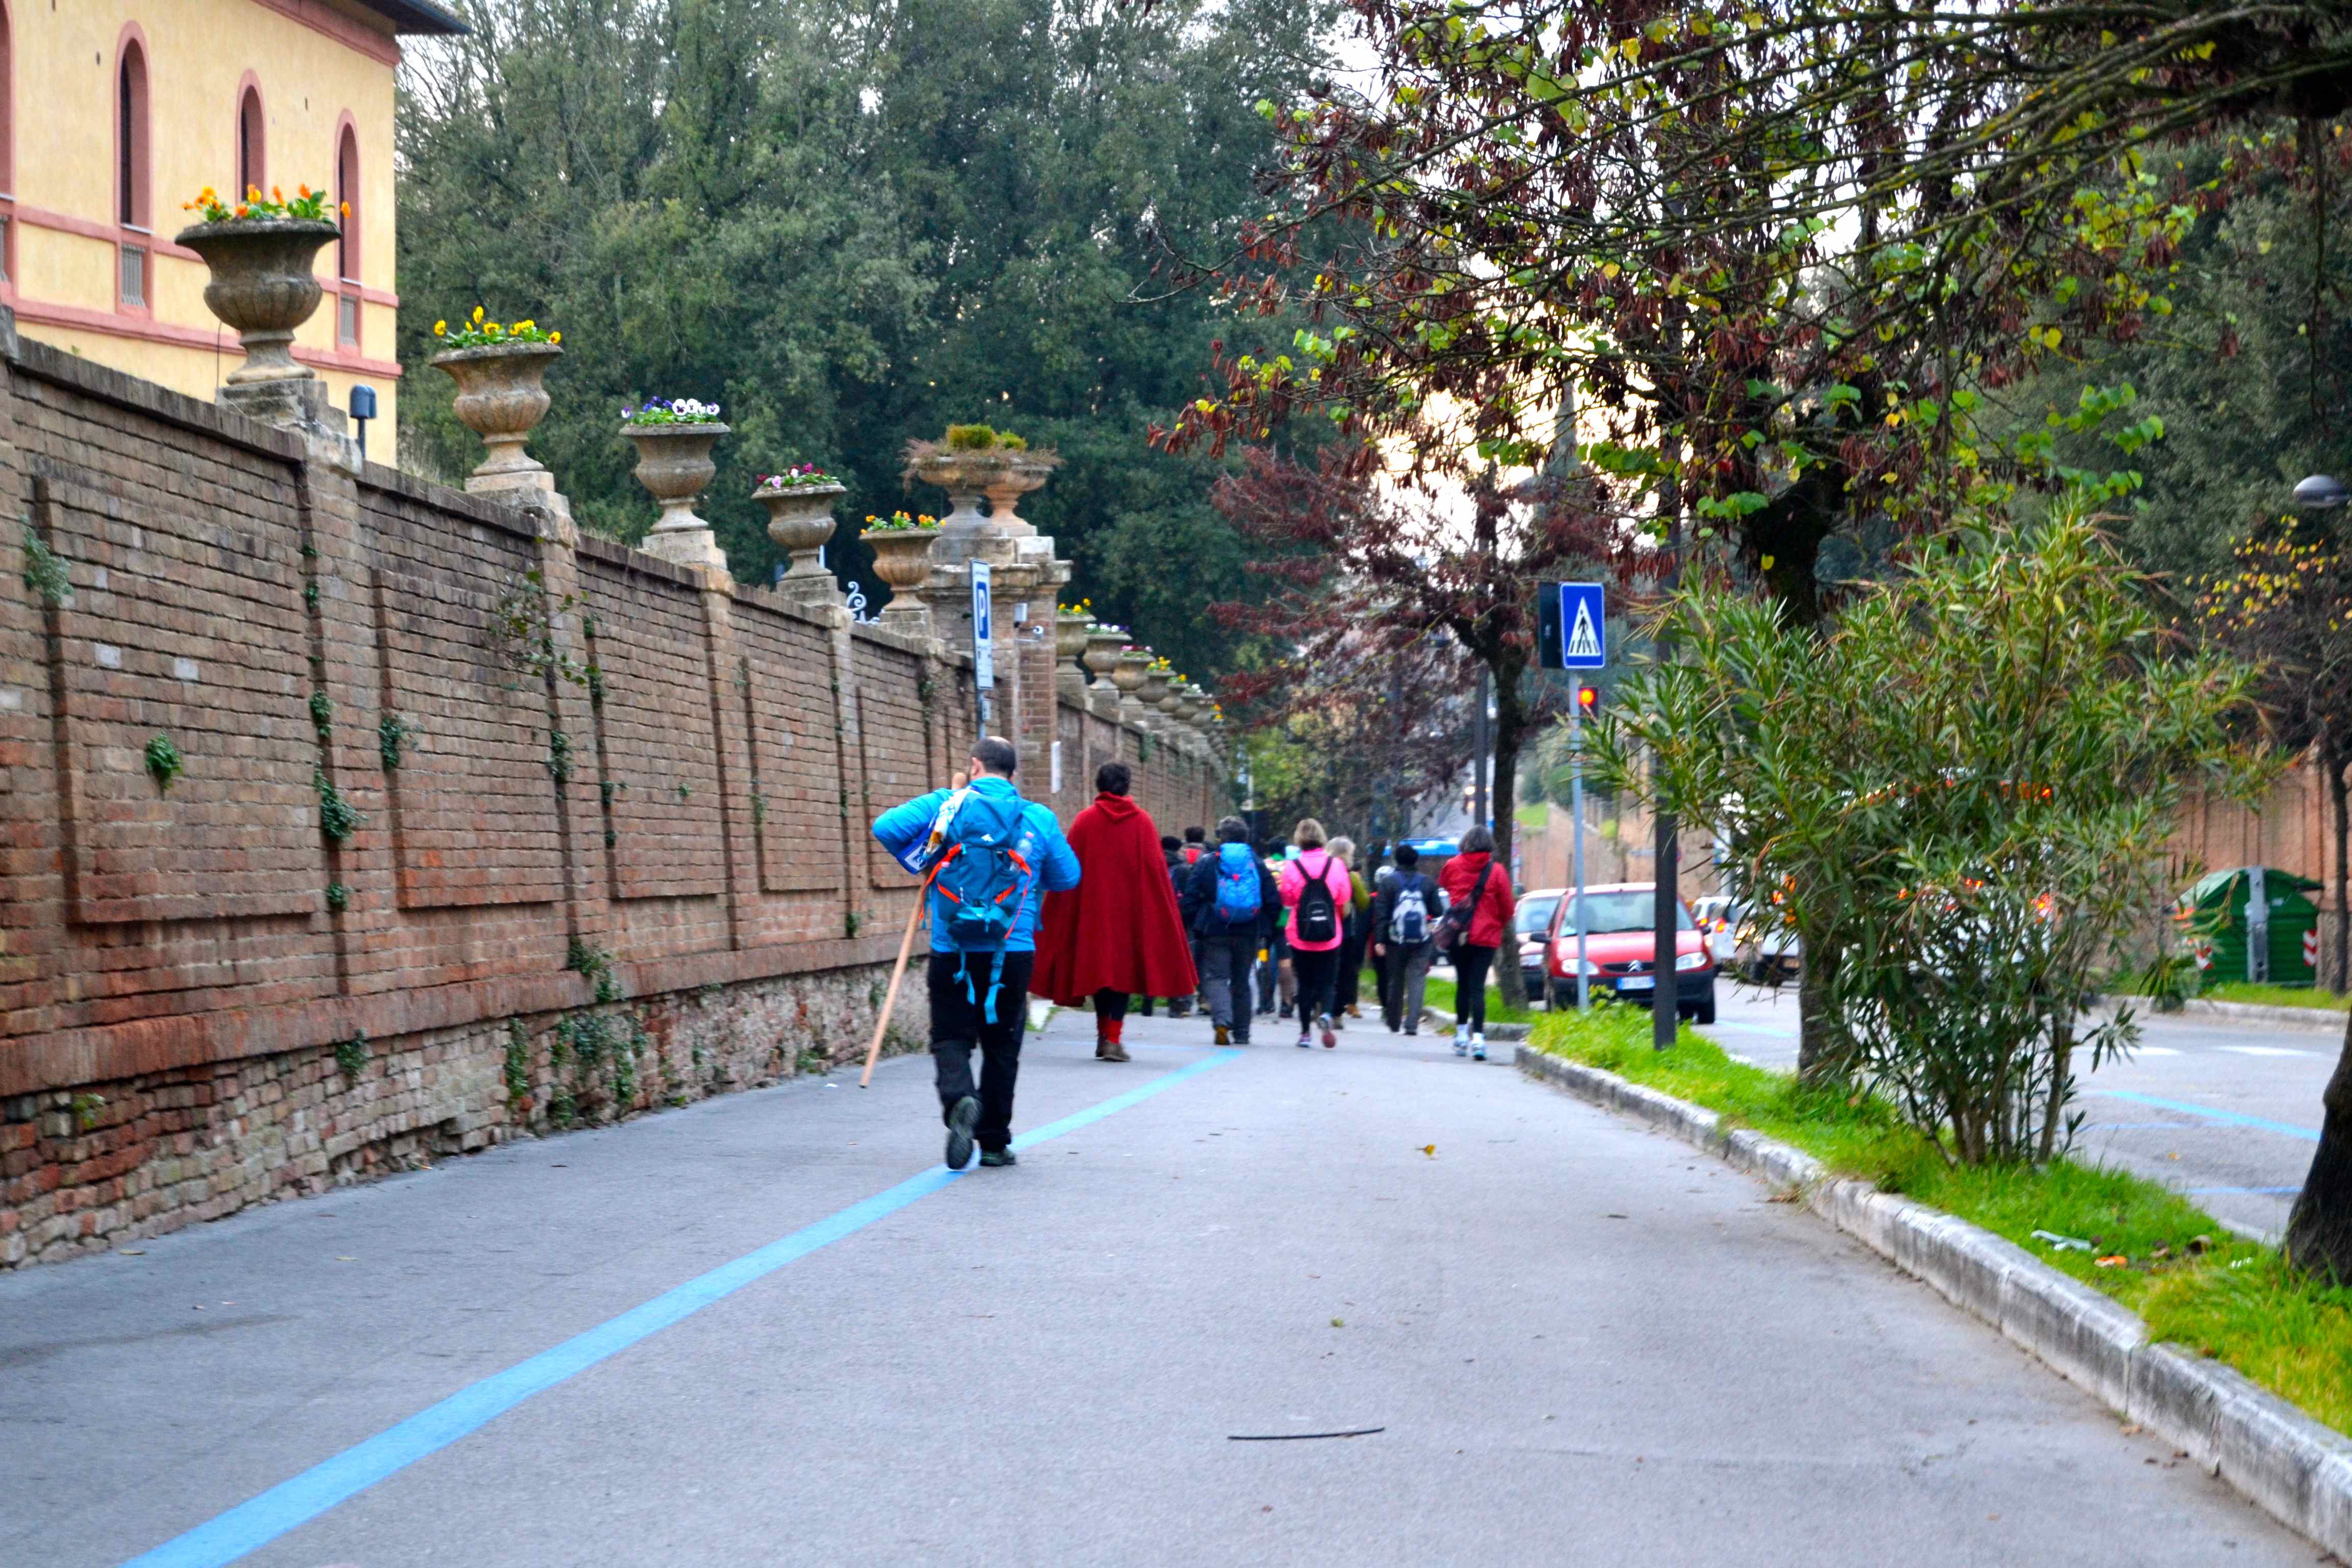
1031,761,1198,1061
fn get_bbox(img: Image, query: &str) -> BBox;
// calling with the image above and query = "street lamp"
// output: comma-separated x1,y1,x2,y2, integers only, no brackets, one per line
2295,473,2349,511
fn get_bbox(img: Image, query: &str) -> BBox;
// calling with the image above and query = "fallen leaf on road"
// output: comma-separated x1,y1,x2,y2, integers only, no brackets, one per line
1420,1144,1436,1158
116,1249,143,1256
1331,1317,1344,1328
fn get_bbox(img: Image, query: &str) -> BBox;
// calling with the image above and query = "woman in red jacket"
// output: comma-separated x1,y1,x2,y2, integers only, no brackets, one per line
1436,824,1516,1059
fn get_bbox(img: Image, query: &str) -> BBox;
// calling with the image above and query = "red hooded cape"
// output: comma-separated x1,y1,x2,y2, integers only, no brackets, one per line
1030,793,1199,1004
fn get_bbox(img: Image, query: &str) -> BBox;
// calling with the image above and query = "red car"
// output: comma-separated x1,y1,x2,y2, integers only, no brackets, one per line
1536,881,1717,1023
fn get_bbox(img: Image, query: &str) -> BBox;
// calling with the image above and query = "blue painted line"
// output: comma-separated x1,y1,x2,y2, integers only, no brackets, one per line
2186,1186,2301,1195
122,1048,1242,1568
2089,1090,2320,1142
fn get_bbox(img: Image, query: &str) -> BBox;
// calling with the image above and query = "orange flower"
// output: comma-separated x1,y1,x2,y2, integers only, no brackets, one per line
298,183,311,199
272,185,283,201
234,204,250,218
340,202,351,218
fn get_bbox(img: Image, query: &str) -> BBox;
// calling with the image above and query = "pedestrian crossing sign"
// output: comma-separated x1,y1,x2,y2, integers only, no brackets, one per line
1538,582,1607,670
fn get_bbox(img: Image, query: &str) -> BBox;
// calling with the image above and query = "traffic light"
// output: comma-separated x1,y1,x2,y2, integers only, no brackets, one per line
1577,684,1599,712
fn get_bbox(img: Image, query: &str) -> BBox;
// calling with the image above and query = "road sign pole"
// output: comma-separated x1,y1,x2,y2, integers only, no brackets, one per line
1570,692,1589,1010
1540,582,1608,1013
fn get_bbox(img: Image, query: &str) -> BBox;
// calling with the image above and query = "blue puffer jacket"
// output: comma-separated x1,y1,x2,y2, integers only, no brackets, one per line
870,777,1080,952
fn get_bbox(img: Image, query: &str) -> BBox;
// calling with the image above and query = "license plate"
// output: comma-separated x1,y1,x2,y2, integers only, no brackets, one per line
1615,975,1655,991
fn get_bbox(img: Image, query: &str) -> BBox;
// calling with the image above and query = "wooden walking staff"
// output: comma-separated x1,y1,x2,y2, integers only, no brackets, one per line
860,775,968,1088
860,863,939,1088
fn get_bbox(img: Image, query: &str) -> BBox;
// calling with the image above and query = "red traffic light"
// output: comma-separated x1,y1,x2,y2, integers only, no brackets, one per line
1577,685,1599,709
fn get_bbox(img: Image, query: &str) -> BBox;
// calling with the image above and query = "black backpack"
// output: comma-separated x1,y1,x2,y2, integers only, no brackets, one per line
1294,852,1340,944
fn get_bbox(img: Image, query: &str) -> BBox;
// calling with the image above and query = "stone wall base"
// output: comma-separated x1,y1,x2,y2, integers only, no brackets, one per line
0,961,930,1270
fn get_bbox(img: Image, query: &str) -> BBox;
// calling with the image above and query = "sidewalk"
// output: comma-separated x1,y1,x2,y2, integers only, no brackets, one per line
1,1009,2307,1565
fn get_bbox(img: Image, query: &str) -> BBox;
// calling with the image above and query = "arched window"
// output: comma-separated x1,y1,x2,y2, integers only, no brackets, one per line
236,85,264,199
335,122,360,345
115,34,149,309
335,124,359,281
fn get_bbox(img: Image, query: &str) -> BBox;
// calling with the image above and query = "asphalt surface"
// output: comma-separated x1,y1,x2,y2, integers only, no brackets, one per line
0,1007,2311,1566
1705,982,2349,1241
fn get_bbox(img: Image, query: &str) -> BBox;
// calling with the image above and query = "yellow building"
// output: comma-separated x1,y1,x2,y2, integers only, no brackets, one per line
1,1,464,459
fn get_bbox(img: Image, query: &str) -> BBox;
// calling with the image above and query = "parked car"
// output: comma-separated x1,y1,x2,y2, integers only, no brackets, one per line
1538,881,1717,1023
1692,894,1737,934
1516,888,1565,1000
1732,900,1802,984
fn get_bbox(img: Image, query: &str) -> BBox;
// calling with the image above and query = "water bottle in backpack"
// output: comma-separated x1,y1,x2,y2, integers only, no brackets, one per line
1213,842,1262,923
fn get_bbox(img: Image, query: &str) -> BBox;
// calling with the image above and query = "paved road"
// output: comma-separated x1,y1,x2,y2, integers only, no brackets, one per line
1705,982,2347,1241
1,1010,2308,1566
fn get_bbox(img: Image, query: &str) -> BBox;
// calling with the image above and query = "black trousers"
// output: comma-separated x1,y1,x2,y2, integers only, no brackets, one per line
929,950,1034,1154
1336,931,1367,1009
1093,988,1129,1025
1292,945,1341,1030
1453,943,1497,1033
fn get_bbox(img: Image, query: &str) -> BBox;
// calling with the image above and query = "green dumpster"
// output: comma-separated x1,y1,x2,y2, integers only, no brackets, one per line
2174,867,2323,988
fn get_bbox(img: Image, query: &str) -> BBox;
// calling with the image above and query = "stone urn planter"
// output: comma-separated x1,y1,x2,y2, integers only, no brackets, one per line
434,341,562,496
903,452,996,537
622,422,730,575
1054,609,1093,695
1112,648,1151,698
758,481,848,585
176,217,340,385
982,457,1059,535
1084,627,1127,683
862,526,939,627
1139,667,1173,710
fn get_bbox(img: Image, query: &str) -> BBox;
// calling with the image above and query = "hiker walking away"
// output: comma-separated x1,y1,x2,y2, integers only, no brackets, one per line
1181,825,1211,1015
1279,819,1353,1049
871,737,1080,1171
1145,836,1193,1018
1031,763,1198,1062
1328,837,1374,1027
1367,845,1399,1026
1256,866,1284,1018
1435,824,1516,1060
1180,816,1280,1046
1371,843,1444,1035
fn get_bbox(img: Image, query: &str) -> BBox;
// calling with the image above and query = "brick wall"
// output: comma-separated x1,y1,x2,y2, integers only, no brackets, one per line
0,319,1222,1267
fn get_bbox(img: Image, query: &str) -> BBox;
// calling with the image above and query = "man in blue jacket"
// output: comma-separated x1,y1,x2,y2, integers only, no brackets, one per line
872,736,1081,1170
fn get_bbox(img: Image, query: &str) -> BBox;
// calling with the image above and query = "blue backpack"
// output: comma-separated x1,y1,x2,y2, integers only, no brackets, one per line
1213,842,1262,924
930,791,1033,1019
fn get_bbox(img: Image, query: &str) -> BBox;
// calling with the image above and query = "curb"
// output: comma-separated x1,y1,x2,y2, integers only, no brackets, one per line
2175,997,2350,1035
1515,1043,2352,1560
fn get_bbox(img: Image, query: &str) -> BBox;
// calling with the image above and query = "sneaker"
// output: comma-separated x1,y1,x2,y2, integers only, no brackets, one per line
1473,1032,1487,1061
944,1095,979,1171
1318,1014,1336,1049
1214,1023,1231,1046
1295,1034,1311,1048
978,1148,1018,1168
1453,1030,1468,1057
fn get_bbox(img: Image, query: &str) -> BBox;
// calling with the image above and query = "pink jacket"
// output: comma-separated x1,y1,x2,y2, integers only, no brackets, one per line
1278,849,1352,952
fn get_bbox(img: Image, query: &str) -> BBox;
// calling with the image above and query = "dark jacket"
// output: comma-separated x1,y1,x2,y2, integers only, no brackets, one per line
1370,871,1447,949
1181,842,1281,941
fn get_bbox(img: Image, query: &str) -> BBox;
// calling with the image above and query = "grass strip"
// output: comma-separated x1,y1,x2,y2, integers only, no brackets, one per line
1422,975,1538,1025
1530,1001,2352,1435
